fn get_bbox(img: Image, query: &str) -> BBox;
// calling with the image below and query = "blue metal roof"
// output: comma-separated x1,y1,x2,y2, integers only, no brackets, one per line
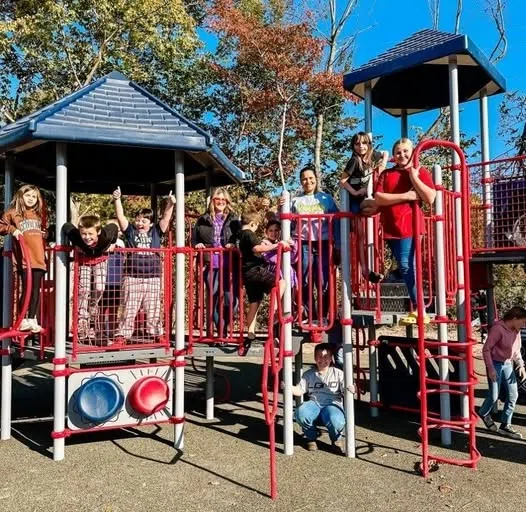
343,29,506,116
0,71,244,190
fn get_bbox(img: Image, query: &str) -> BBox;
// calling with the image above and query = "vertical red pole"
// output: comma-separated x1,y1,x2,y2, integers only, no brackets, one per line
413,202,429,476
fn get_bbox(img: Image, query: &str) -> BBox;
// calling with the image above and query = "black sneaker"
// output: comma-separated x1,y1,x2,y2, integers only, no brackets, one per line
368,271,384,284
306,440,318,451
481,414,498,432
499,424,523,440
331,438,345,455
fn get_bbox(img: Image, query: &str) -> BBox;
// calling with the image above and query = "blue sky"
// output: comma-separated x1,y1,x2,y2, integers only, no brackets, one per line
344,0,525,159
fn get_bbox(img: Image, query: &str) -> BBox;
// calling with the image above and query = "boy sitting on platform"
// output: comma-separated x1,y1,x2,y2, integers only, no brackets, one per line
292,343,354,454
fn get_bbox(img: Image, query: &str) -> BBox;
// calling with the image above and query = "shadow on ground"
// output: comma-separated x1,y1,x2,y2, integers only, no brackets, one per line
3,355,526,476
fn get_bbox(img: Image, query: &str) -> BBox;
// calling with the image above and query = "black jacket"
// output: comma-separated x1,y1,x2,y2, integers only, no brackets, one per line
63,222,118,257
192,213,240,263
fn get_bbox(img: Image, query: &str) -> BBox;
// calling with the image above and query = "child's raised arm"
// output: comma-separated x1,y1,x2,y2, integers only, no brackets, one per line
112,186,129,232
159,190,176,233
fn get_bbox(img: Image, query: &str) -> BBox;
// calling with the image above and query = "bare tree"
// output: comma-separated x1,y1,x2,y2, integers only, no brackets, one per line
306,0,362,185
429,0,440,29
486,0,507,63
454,0,462,33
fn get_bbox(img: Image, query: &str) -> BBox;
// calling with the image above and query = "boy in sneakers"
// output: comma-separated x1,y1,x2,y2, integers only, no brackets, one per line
64,215,118,341
479,306,526,439
292,343,354,453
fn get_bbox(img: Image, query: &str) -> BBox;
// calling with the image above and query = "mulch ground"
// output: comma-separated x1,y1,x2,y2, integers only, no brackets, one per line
0,335,524,512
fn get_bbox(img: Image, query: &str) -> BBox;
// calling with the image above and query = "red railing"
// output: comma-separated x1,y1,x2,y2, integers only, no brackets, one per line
187,246,244,351
70,247,171,359
0,237,33,342
413,140,480,476
350,214,382,317
261,244,285,500
469,155,526,253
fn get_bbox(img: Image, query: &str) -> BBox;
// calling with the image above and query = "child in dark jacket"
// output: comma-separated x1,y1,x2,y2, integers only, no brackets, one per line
238,211,288,341
64,215,118,340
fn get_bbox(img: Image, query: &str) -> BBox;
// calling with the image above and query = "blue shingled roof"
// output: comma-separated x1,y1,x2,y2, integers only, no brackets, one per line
343,29,506,116
0,71,244,183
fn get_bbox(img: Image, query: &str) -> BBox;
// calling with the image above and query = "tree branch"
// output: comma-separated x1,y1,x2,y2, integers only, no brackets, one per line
454,0,462,33
277,101,288,189
429,0,440,29
487,0,507,63
83,28,119,86
0,105,15,123
62,30,83,89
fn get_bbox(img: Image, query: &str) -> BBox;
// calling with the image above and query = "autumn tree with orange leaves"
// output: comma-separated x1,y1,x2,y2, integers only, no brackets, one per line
208,0,355,191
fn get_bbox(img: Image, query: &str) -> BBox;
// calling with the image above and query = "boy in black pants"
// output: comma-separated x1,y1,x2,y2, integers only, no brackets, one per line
238,211,288,343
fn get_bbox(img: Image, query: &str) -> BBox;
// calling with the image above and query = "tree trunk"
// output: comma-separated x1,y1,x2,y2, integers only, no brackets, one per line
314,112,324,188
278,102,288,189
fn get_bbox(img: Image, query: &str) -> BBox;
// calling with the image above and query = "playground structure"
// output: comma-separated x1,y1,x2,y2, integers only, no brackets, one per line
0,29,524,500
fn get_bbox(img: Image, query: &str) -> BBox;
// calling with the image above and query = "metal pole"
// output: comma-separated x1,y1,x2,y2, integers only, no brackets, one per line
364,82,375,281
205,170,213,209
479,88,496,329
53,143,68,460
281,190,294,455
339,189,356,456
294,350,303,409
368,324,379,418
204,170,215,419
401,109,408,138
433,164,451,446
205,356,214,420
363,83,379,418
480,90,492,246
1,155,14,441
150,184,158,223
174,151,186,449
449,56,468,419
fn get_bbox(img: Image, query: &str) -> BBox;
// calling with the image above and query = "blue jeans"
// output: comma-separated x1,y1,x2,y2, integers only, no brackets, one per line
479,360,518,425
301,241,330,320
387,237,416,307
204,265,238,337
295,400,345,442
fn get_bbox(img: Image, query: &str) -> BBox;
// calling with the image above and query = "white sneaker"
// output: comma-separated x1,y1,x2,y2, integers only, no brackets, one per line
29,318,42,334
19,318,32,331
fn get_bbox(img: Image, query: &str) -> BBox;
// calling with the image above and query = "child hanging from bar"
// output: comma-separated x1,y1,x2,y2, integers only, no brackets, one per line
479,306,526,440
238,211,289,345
374,138,436,325
292,342,354,454
340,131,388,283
63,215,118,341
0,184,47,333
112,186,175,344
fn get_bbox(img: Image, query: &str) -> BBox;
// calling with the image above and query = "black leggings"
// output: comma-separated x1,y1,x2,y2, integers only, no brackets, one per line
20,269,45,319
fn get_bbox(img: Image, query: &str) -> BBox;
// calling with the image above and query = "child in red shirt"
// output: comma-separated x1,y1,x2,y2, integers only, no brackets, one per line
374,138,436,324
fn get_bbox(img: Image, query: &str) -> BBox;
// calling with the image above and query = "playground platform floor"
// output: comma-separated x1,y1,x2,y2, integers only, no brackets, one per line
0,340,524,512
